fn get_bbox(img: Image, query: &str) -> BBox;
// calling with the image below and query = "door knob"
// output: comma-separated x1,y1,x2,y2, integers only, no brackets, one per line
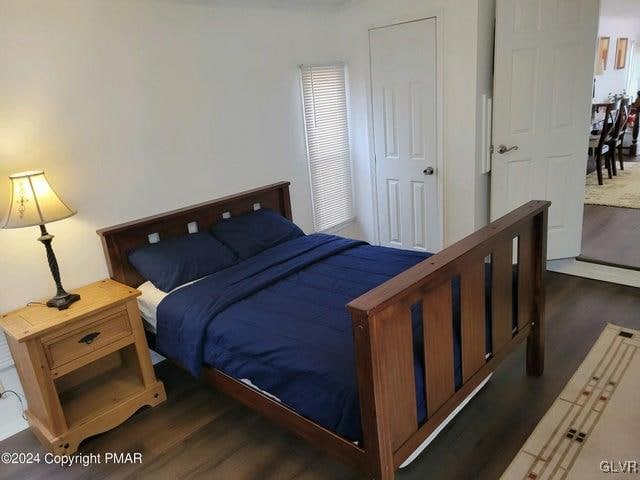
496,144,519,154
423,166,434,175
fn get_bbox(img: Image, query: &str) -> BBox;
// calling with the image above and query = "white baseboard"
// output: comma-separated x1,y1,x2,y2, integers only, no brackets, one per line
0,419,28,442
547,259,640,288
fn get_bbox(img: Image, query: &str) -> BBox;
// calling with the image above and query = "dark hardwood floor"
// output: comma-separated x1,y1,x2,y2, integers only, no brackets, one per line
1,273,639,480
581,151,639,270
580,204,640,270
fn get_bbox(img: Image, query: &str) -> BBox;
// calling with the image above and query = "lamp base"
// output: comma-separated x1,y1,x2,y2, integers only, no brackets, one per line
46,292,81,310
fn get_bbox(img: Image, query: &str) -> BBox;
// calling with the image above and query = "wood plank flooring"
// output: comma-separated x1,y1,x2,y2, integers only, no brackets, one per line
580,204,640,270
1,273,639,480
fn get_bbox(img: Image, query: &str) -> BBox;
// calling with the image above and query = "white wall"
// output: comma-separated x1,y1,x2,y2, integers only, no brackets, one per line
0,0,343,310
0,0,496,440
339,0,492,246
0,0,342,439
594,16,640,100
629,45,640,98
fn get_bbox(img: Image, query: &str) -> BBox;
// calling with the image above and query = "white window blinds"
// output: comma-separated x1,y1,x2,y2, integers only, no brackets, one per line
300,64,355,232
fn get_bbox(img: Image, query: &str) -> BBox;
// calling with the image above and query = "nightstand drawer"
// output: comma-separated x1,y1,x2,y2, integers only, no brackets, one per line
42,307,132,370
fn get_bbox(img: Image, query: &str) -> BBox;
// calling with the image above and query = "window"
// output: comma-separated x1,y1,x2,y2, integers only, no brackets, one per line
300,64,355,232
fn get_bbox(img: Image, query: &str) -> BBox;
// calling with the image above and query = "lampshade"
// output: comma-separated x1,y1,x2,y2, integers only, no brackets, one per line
2,170,76,229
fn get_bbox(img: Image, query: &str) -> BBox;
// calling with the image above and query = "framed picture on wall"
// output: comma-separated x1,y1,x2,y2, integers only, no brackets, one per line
615,38,628,69
596,37,610,74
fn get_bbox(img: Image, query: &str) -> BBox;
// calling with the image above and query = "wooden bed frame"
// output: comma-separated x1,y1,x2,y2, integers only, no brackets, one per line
97,181,550,480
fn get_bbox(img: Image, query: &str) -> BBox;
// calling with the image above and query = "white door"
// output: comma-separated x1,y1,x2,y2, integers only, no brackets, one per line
370,18,440,252
491,0,600,259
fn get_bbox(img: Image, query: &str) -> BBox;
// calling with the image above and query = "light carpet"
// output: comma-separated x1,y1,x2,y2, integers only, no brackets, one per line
584,161,640,209
501,324,640,480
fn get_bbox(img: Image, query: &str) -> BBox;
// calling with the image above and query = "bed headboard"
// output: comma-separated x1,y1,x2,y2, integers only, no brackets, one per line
97,181,292,288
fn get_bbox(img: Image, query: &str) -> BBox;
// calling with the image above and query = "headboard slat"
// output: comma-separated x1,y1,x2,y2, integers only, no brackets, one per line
97,181,292,288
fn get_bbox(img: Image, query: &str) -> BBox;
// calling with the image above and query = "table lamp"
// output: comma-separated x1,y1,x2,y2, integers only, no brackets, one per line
2,170,80,310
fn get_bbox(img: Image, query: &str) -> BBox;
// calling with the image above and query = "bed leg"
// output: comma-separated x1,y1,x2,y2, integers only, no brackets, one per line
365,450,395,480
351,313,397,480
526,209,547,377
371,461,395,480
526,319,544,376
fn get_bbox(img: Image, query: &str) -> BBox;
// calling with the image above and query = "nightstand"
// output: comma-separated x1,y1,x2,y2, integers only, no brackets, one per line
0,279,166,455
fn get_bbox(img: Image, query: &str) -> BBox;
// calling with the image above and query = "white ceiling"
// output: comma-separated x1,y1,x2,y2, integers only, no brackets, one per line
601,0,640,17
231,0,348,6
179,0,352,9
161,0,640,16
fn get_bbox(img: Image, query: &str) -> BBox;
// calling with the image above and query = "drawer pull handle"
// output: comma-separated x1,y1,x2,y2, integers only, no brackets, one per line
78,332,101,345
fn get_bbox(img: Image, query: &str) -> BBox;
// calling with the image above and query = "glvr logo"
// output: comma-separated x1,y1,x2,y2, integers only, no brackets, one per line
600,461,639,474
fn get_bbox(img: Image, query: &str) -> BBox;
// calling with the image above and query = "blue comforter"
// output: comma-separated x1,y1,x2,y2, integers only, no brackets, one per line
156,234,481,441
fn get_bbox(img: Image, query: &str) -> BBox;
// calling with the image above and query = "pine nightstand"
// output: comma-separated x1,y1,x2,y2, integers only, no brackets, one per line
0,279,166,455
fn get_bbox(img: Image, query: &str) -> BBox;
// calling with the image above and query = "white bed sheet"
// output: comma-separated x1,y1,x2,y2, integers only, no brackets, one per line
136,280,168,332
138,275,215,333
137,276,207,331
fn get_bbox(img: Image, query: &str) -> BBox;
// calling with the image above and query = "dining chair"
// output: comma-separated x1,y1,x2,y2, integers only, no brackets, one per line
588,100,620,185
608,97,630,172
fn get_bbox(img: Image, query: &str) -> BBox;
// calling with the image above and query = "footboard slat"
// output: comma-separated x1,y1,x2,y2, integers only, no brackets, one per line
373,304,418,451
422,281,455,416
517,226,535,331
491,241,514,353
460,261,486,382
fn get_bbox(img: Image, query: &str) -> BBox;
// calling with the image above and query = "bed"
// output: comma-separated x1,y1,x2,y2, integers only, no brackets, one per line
97,181,549,480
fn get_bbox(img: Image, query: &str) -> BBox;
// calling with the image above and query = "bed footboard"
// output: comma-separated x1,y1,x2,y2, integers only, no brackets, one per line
347,200,550,480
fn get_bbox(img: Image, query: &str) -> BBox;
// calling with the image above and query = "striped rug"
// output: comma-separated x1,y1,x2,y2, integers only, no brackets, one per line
501,324,640,480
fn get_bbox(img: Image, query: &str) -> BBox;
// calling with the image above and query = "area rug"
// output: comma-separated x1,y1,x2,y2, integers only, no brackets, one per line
584,161,640,209
500,324,640,480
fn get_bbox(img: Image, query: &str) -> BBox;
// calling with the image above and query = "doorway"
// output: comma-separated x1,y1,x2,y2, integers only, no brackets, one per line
579,2,640,271
490,0,640,281
369,18,441,252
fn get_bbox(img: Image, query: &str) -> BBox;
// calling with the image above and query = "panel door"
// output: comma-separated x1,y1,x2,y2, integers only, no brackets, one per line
370,18,440,252
491,0,599,259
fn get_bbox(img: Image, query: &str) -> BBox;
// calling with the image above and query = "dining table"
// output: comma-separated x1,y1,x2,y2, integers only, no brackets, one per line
591,100,613,118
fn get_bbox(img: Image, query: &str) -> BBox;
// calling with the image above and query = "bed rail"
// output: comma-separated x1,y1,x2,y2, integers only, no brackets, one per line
347,200,549,480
